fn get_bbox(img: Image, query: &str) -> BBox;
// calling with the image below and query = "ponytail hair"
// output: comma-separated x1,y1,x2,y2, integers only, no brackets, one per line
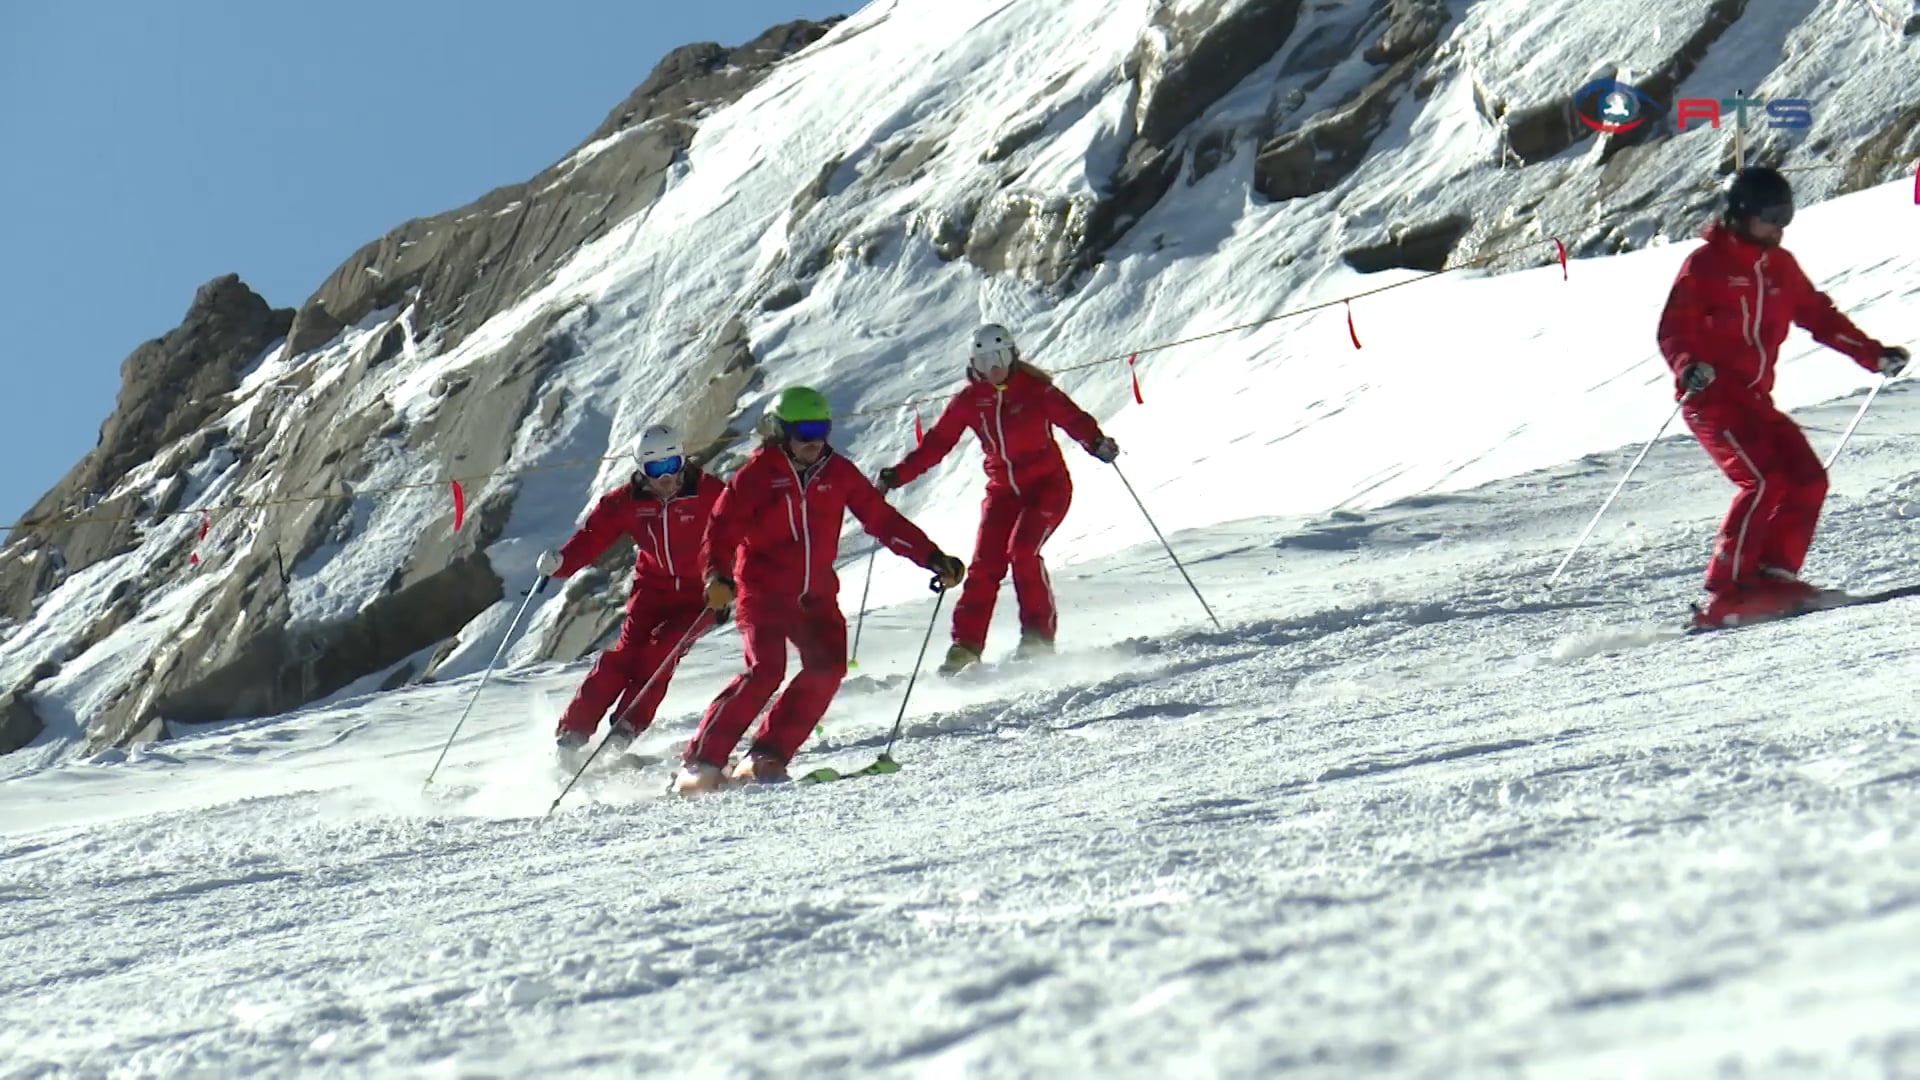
1011,358,1055,385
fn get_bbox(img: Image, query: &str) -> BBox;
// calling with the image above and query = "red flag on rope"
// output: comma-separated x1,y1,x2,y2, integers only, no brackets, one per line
1345,300,1362,350
190,508,210,566
1912,158,1919,205
1552,237,1568,280
913,407,924,446
1127,353,1143,404
450,480,466,532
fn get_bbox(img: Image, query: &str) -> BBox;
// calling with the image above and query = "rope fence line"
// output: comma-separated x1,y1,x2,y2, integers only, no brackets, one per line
6,153,1915,544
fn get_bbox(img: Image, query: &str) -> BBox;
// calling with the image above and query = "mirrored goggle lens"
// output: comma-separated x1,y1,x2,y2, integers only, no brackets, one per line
641,455,684,478
1754,202,1794,227
785,420,832,442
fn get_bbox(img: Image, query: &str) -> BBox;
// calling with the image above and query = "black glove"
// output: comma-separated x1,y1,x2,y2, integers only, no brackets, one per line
1879,345,1909,378
877,467,901,493
927,552,965,591
1679,362,1715,393
1089,436,1120,463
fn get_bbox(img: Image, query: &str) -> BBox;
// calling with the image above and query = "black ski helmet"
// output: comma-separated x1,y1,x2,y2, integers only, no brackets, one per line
1723,165,1794,227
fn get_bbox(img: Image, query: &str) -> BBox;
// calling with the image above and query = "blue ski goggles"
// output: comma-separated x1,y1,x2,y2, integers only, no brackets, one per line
782,419,832,443
640,455,684,479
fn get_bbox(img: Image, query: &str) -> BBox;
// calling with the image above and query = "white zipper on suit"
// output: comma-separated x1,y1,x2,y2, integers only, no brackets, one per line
1747,255,1769,388
786,454,816,594
653,491,676,579
994,389,1022,497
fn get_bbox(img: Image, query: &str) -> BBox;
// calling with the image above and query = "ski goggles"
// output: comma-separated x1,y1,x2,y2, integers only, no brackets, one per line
640,455,684,479
782,419,832,443
1752,201,1794,227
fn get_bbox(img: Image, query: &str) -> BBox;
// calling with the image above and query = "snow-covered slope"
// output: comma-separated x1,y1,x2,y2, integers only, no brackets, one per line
3,371,1919,1074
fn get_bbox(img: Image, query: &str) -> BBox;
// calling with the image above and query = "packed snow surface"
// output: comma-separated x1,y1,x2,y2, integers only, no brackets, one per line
5,371,1920,1075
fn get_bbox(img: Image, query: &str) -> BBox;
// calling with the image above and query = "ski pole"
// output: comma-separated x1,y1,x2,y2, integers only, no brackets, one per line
1822,375,1888,469
848,547,878,670
876,582,949,765
1111,462,1220,630
546,610,713,817
798,579,948,784
1547,398,1685,587
424,575,549,787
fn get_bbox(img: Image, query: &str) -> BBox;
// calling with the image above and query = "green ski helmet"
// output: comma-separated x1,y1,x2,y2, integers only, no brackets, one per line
770,385,831,423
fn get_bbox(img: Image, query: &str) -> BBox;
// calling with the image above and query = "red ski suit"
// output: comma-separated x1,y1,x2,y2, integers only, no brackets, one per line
688,445,941,768
1657,224,1885,592
549,469,724,737
890,367,1106,651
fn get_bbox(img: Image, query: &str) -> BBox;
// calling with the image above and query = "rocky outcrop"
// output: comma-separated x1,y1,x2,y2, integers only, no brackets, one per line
1342,214,1472,273
938,0,1312,289
1476,0,1747,166
0,276,293,617
1254,51,1432,202
283,20,838,360
1253,0,1449,202
1861,0,1920,35
1843,102,1920,195
152,553,503,727
0,689,43,754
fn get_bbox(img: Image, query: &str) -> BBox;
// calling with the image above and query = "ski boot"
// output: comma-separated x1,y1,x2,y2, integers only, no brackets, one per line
1014,629,1055,662
669,762,727,796
603,719,638,755
554,730,593,773
730,749,790,785
937,643,982,677
1692,574,1818,629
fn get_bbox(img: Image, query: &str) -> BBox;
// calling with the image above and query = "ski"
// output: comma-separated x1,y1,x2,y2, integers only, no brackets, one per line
796,753,901,785
1685,582,1920,635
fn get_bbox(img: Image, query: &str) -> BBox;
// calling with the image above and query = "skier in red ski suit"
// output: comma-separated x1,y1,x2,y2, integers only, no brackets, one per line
1657,167,1908,627
536,425,723,758
879,324,1117,675
673,386,965,794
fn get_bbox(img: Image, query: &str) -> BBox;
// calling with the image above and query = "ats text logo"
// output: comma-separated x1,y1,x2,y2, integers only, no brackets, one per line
1573,79,1811,134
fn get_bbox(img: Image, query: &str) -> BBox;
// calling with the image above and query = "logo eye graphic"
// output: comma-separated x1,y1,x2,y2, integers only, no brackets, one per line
1572,79,1658,135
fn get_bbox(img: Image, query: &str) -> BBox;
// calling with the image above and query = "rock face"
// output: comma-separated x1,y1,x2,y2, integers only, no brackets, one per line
0,21,838,751
1,276,294,618
153,553,503,726
283,20,837,360
0,690,43,755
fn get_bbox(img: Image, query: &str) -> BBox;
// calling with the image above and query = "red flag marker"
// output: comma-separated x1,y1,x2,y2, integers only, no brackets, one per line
1127,353,1143,404
451,480,466,532
913,407,924,446
190,508,210,566
1553,237,1568,280
1346,300,1362,350
1912,158,1918,205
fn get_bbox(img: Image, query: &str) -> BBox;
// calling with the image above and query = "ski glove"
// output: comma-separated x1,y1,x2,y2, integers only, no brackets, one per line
877,466,901,493
1679,362,1715,393
703,575,735,612
927,552,966,591
1089,436,1120,463
1879,345,1910,378
535,549,563,577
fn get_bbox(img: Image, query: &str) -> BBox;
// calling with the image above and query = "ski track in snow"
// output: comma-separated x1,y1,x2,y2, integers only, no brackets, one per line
4,389,1920,1076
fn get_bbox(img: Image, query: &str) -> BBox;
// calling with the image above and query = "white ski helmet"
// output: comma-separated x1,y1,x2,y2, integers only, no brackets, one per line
970,323,1017,375
631,424,685,469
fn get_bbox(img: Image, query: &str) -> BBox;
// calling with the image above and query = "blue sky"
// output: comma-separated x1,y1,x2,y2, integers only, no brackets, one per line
0,0,846,527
